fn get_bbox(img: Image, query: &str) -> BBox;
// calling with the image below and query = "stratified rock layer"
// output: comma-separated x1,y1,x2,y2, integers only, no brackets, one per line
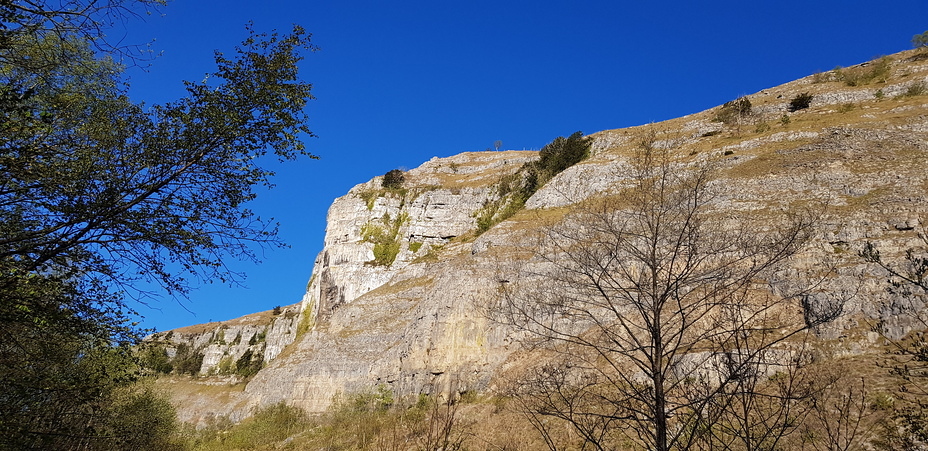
161,50,928,423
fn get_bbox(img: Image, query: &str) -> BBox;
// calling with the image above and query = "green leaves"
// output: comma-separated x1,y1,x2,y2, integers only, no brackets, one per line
0,24,316,298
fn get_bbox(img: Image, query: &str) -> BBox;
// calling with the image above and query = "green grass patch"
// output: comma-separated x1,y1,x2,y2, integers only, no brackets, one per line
361,212,408,266
296,296,315,338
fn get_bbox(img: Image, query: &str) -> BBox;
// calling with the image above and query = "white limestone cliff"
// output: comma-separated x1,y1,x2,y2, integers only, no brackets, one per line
158,50,928,425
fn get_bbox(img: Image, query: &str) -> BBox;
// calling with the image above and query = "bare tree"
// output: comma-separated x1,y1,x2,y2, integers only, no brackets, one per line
860,229,928,447
419,397,469,451
497,141,839,451
801,373,875,451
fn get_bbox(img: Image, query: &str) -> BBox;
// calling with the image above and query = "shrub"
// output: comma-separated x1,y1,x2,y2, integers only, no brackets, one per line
234,349,264,377
518,131,591,201
472,132,590,236
382,169,405,189
811,71,834,83
536,131,591,176
357,189,380,210
788,92,814,112
902,81,926,97
173,343,204,376
836,56,891,86
189,402,307,449
780,114,791,125
272,305,282,315
104,386,181,450
715,96,752,124
138,344,173,374
913,30,928,48
218,356,234,374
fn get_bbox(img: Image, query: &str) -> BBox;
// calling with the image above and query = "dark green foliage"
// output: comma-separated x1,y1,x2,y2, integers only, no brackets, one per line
788,92,814,112
102,386,182,451
0,25,316,300
249,330,266,345
535,131,592,177
382,168,405,189
235,348,265,377
139,343,174,374
0,270,180,450
521,131,591,199
473,132,590,235
173,343,205,376
0,2,310,447
715,96,752,124
913,30,928,48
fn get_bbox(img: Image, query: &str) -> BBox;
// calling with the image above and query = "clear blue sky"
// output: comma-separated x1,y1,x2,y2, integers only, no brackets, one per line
122,0,928,332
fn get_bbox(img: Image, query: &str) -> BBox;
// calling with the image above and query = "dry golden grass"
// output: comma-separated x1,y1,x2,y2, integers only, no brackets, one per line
169,303,300,335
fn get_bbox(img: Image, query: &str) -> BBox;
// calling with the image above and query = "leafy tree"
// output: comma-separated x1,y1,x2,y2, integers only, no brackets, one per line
1,25,316,298
515,131,591,199
382,168,405,189
788,92,814,112
715,96,752,125
0,0,165,72
172,342,205,376
235,348,264,377
913,30,928,49
535,131,591,178
0,0,318,446
0,268,180,449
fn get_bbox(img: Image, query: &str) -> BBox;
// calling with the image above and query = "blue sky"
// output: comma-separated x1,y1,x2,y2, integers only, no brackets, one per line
122,0,928,332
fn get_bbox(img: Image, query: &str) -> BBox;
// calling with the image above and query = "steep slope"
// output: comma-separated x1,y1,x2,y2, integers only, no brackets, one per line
159,49,928,424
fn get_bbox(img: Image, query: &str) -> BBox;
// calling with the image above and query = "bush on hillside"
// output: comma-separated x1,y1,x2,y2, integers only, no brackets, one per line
536,131,591,176
715,96,752,124
913,30,928,48
788,92,814,112
382,169,405,189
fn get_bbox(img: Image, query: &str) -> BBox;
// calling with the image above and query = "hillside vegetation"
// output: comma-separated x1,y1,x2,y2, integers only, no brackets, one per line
155,47,928,450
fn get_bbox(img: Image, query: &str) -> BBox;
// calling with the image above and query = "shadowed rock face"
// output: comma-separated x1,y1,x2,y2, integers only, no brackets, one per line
163,50,928,423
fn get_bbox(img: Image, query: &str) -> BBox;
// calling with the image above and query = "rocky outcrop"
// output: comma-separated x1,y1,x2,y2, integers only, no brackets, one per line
162,49,928,422
302,151,536,322
150,303,302,377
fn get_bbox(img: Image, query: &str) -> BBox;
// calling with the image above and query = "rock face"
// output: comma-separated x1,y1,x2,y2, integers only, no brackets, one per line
245,151,537,414
162,49,928,423
152,304,302,377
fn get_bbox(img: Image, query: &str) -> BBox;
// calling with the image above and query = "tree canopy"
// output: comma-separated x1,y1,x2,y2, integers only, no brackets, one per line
0,0,317,446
